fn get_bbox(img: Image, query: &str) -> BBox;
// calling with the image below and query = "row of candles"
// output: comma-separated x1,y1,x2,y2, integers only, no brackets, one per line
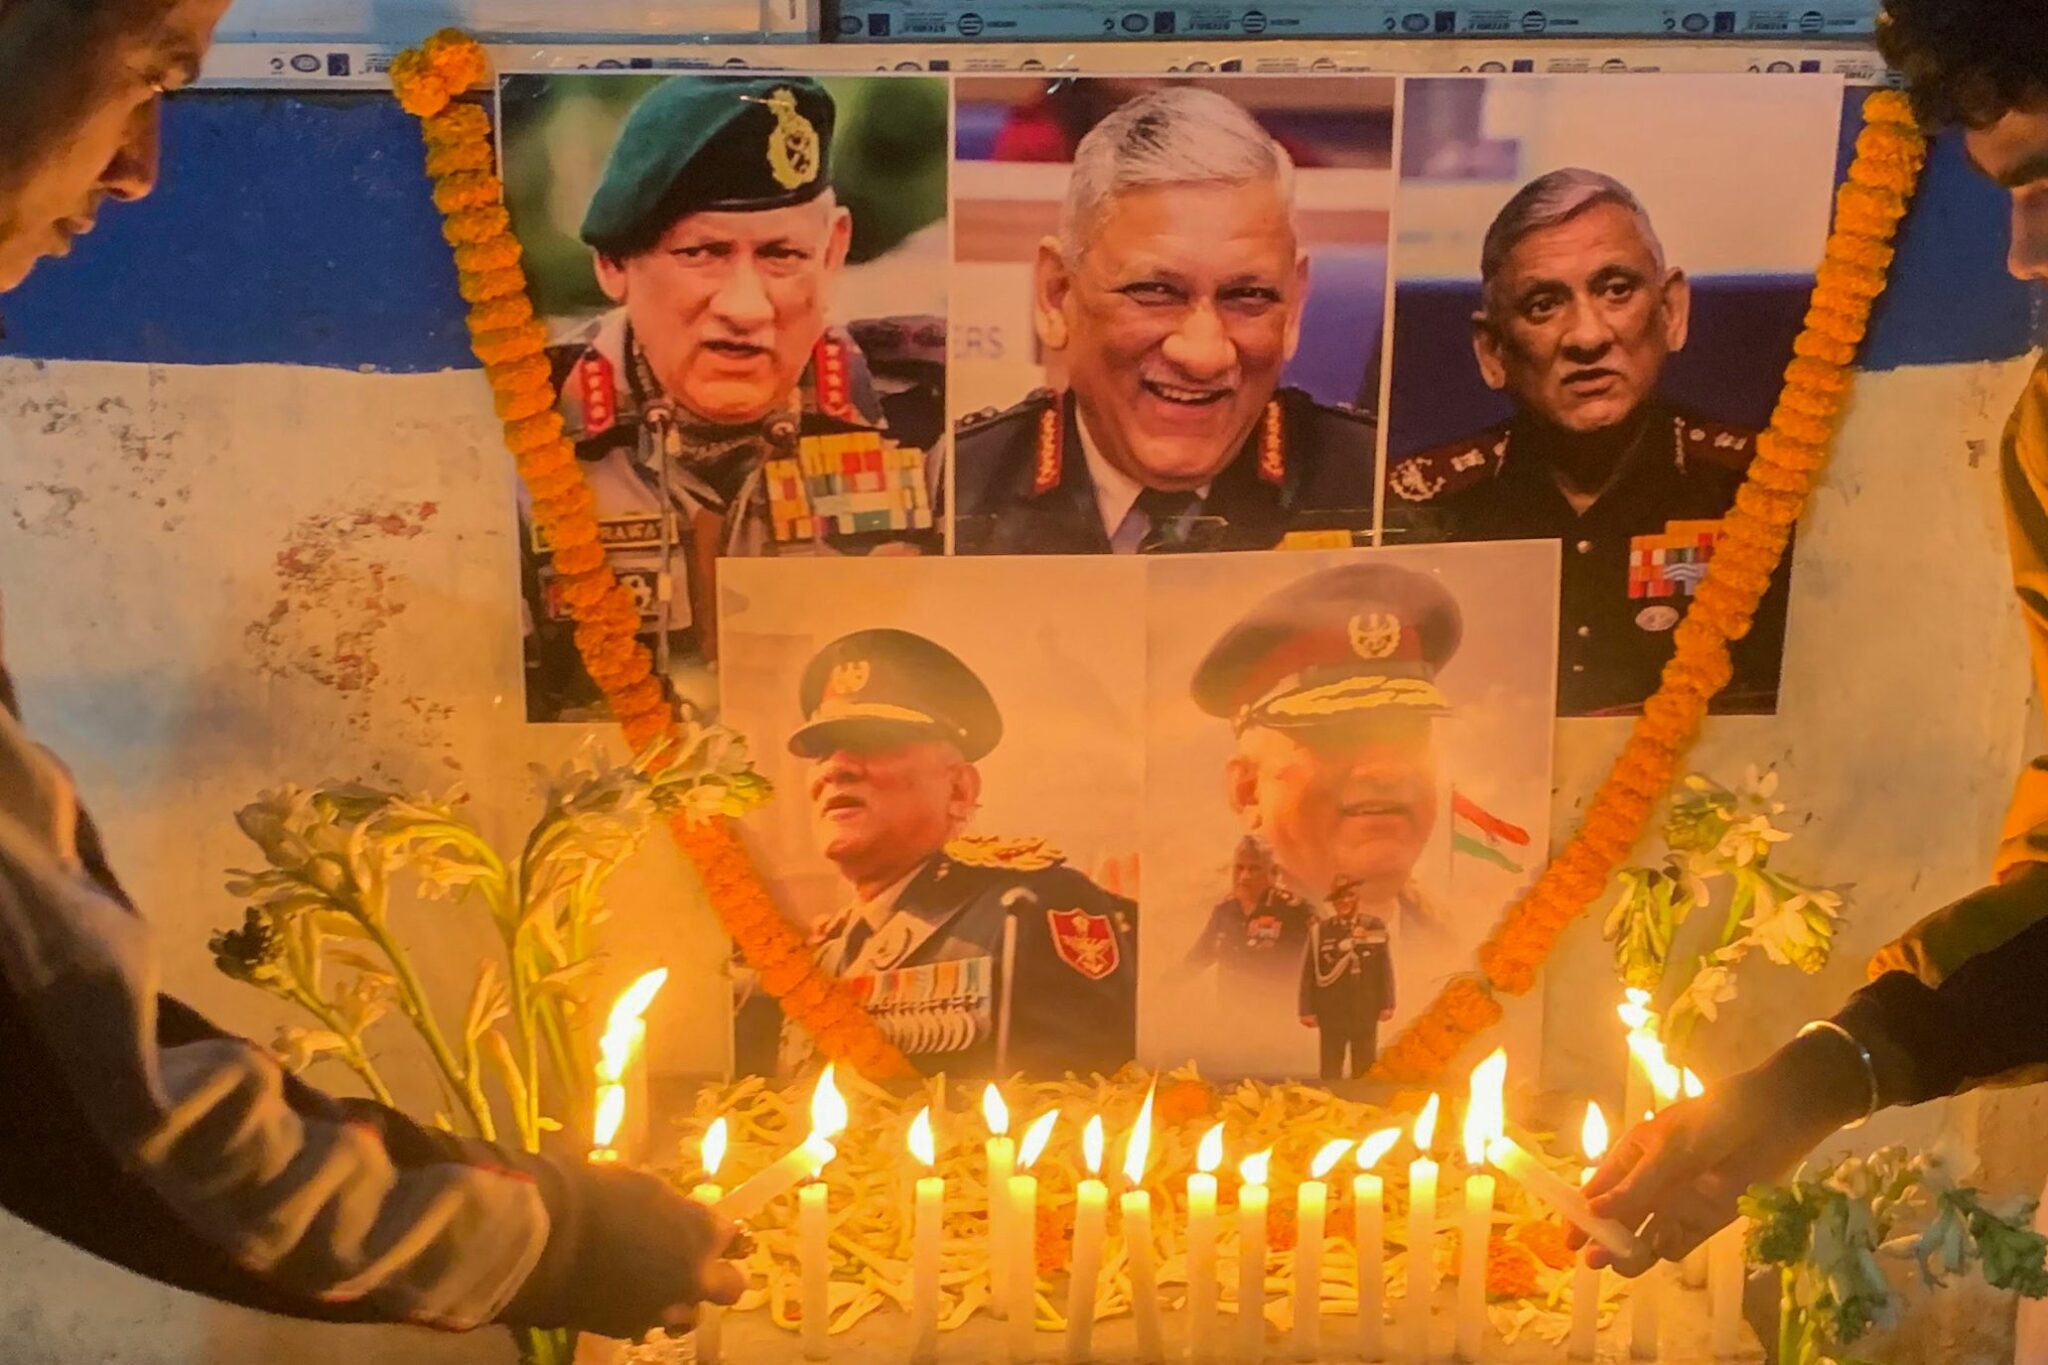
697,1055,1745,1361
590,973,1747,1361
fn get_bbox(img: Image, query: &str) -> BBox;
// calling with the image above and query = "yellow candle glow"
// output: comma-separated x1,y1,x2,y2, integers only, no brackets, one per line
716,1064,847,1221
1456,1050,1506,1363
1187,1123,1225,1364
910,1107,944,1365
1009,1108,1060,1364
985,1084,1017,1322
691,1117,729,1365
1568,1104,1607,1362
1406,1095,1442,1364
1063,1116,1110,1365
588,968,667,1162
1353,1126,1401,1364
1293,1139,1352,1362
1238,1148,1272,1364
1120,1085,1164,1364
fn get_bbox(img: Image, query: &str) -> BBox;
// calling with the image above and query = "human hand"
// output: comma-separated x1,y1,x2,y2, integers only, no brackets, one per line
1299,1015,1316,1028
1566,1035,1869,1273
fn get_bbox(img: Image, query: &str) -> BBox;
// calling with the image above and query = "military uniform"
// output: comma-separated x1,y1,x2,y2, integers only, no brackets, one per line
516,76,943,724
763,628,1138,1081
1183,886,1312,989
952,387,1377,555
1381,400,1788,717
1299,905,1394,1080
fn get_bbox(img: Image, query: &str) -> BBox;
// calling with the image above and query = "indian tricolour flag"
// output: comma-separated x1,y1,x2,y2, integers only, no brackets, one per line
1451,790,1531,873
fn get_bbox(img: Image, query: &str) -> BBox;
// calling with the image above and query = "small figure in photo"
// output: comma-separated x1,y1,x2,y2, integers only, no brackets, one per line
1179,835,1312,992
1298,874,1395,1080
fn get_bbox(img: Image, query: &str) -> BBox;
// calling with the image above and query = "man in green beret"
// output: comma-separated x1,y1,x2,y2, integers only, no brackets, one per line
520,76,944,724
738,627,1138,1079
1193,561,1465,1020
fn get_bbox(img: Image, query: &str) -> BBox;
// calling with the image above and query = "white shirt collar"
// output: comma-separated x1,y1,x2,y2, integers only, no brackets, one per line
1073,409,1211,542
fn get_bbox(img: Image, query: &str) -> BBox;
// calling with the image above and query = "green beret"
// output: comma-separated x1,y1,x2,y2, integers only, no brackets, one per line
1192,562,1463,731
582,76,836,258
789,628,1002,762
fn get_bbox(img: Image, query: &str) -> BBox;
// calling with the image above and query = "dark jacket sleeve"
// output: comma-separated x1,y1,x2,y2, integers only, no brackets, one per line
1298,924,1317,1018
1374,928,1394,1014
1183,903,1224,972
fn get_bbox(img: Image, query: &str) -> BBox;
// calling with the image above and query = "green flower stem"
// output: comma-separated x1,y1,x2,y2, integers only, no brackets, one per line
1667,874,1757,1065
1779,1269,1803,1365
284,983,397,1107
362,917,496,1142
515,1325,576,1365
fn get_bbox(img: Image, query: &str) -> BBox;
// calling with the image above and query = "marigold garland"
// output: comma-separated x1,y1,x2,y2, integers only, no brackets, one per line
390,31,914,1082
1371,88,1927,1082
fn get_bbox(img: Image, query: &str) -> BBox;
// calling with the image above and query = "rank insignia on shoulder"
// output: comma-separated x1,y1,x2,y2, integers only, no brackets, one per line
1387,457,1447,503
945,834,1065,871
1047,908,1120,981
574,353,617,437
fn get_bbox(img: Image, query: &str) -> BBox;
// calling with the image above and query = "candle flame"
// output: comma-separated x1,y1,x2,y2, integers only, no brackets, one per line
1682,1068,1705,1099
1196,1123,1225,1175
590,968,667,1151
1018,1108,1060,1169
1581,1103,1609,1163
1121,1082,1156,1186
810,1063,849,1140
1616,986,1654,1034
1239,1148,1272,1186
1310,1139,1353,1180
1072,1114,1101,1175
982,1083,1010,1136
1413,1093,1441,1154
1355,1126,1402,1172
1619,990,1685,1103
1462,1047,1508,1166
702,1116,728,1178
909,1106,936,1168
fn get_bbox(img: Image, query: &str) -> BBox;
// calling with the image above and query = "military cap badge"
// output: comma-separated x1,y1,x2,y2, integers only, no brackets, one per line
764,86,822,192
824,659,870,701
1348,612,1402,660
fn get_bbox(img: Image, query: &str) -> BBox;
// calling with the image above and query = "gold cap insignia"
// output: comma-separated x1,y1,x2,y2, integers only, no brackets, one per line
824,659,870,701
1348,612,1401,660
765,87,821,192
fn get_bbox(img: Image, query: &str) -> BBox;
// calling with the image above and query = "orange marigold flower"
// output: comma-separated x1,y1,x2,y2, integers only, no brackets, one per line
426,140,494,178
390,52,452,119
505,409,567,453
443,205,513,247
457,266,525,304
473,321,548,367
494,382,555,423
1156,1078,1217,1126
1486,1237,1541,1300
551,540,605,575
487,352,551,395
468,293,535,335
1515,1220,1576,1271
456,236,523,274
433,172,499,214
524,462,583,501
422,102,491,148
421,28,488,91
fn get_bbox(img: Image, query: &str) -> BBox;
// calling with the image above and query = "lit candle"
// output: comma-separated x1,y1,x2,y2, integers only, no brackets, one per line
1119,1085,1164,1364
1064,1116,1110,1365
1483,1134,1650,1274
1406,1094,1441,1365
691,1118,729,1365
1678,1070,1708,1292
1617,989,1656,1135
715,1064,847,1221
1456,1050,1506,1363
800,1176,830,1360
1709,1218,1746,1359
1186,1123,1225,1364
588,968,667,1164
1293,1139,1352,1362
1238,1148,1272,1364
904,1107,944,1364
1629,1255,1663,1361
1353,1127,1401,1364
1568,1104,1607,1362
1009,1109,1061,1364
986,1085,1017,1322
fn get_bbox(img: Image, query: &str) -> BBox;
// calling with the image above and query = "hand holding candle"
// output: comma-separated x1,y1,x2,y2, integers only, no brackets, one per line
1120,1085,1164,1365
1293,1139,1351,1363
1063,1117,1109,1365
1405,1094,1441,1365
1237,1148,1272,1364
1455,1050,1506,1363
909,1107,945,1365
1568,1105,1606,1362
691,1118,730,1365
1352,1127,1401,1364
1187,1123,1225,1364
716,1064,849,1222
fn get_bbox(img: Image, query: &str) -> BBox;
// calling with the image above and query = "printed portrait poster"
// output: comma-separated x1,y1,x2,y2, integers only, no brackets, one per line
1380,75,1843,718
1139,542,1558,1082
496,72,950,724
949,75,1395,556
717,556,1144,1080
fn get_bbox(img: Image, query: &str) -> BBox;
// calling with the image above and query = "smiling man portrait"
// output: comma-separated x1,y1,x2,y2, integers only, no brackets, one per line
953,83,1377,555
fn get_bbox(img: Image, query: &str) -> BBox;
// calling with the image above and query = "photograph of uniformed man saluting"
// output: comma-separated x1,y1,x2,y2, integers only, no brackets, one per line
1299,874,1395,1080
1379,76,1843,717
497,73,949,724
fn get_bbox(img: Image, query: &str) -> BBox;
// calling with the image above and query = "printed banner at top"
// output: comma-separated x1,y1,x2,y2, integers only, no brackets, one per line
826,1,1875,42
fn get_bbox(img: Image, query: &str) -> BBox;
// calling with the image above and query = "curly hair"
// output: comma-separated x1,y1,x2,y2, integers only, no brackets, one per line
1877,0,2048,129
